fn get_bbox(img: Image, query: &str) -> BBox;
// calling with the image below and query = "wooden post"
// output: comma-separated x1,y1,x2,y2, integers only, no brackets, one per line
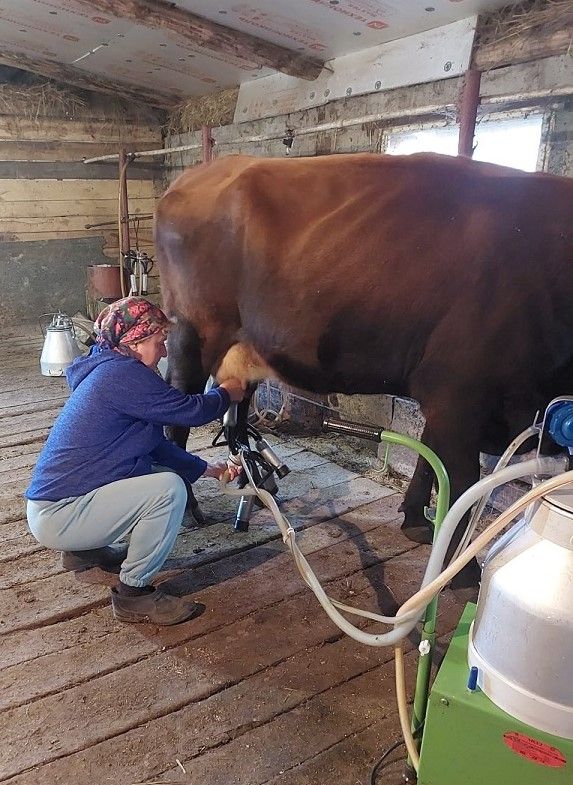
202,126,214,163
457,69,482,158
118,148,130,297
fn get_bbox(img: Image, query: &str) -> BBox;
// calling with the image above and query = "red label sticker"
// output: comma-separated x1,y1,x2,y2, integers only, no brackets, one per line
503,732,566,768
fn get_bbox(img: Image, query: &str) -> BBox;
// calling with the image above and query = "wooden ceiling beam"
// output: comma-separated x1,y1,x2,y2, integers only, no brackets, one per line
75,0,325,80
0,51,180,109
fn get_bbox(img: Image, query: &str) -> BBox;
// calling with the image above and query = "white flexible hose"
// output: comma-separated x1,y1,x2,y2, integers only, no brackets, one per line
421,458,546,587
251,379,287,427
220,451,573,774
395,645,420,770
220,455,567,646
223,460,421,642
393,459,573,773
452,425,540,561
399,467,573,619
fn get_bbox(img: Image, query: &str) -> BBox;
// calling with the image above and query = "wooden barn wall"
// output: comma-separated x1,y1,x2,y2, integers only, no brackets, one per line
0,99,164,326
164,55,572,179
162,54,572,475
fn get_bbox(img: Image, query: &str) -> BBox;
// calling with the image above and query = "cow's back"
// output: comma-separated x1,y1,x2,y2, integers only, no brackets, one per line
155,153,573,394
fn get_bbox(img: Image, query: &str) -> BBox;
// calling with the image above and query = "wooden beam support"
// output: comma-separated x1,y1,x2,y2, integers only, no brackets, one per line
74,0,324,81
119,150,131,258
0,51,180,109
473,8,573,71
118,149,130,297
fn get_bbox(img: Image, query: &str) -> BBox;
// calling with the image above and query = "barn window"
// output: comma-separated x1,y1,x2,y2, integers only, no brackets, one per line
385,113,544,172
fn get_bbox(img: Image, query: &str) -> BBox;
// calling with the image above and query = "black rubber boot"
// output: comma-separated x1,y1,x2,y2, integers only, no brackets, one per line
61,544,128,573
111,588,205,625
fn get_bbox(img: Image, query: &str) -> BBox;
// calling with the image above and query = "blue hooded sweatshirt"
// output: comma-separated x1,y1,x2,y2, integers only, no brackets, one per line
25,347,230,501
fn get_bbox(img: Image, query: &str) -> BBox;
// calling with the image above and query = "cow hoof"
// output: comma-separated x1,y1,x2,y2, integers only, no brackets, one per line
400,523,433,545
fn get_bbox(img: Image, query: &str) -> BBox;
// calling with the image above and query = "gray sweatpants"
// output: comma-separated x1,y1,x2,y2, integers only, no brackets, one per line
27,471,187,587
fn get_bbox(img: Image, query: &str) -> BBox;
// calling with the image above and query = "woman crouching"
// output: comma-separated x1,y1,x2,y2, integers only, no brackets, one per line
26,297,243,625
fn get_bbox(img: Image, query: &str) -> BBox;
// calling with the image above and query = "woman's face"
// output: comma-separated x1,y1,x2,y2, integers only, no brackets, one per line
128,329,168,370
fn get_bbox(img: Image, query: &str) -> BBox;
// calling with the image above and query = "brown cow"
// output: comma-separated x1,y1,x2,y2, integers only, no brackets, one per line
155,152,573,587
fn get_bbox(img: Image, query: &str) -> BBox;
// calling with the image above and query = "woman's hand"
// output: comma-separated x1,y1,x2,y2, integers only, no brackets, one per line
219,378,246,402
203,461,242,482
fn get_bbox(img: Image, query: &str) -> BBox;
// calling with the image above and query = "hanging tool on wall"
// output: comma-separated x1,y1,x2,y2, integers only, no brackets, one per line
123,249,154,296
118,149,136,297
123,250,137,295
282,129,295,155
138,251,154,295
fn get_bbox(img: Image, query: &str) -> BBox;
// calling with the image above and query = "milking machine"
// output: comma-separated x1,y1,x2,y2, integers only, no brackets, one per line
213,402,291,531
220,396,573,783
123,249,154,296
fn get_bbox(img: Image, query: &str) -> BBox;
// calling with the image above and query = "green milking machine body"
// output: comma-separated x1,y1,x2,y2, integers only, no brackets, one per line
417,604,572,785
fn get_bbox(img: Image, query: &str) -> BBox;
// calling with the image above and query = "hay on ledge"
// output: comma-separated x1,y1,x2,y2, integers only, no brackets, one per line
0,80,86,120
165,87,239,135
476,0,573,47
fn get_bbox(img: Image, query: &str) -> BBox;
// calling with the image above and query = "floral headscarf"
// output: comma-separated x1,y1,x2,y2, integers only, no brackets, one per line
95,297,169,354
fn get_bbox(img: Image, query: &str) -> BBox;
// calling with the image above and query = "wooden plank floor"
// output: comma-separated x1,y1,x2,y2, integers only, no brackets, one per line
0,325,464,785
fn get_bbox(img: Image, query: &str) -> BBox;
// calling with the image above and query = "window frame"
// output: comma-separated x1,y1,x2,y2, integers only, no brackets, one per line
380,105,555,172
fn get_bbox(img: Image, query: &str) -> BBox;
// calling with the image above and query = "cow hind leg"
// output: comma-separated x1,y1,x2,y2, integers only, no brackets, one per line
401,395,485,590
165,318,209,442
400,447,435,545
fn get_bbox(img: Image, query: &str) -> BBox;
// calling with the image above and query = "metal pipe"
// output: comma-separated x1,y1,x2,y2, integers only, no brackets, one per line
457,68,482,157
324,417,450,749
378,429,450,760
85,213,153,230
234,495,254,532
82,105,453,164
255,438,290,478
202,125,214,162
83,142,204,164
212,108,450,147
323,416,382,442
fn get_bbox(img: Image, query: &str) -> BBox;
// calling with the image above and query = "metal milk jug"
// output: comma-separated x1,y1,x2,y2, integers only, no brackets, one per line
40,313,82,377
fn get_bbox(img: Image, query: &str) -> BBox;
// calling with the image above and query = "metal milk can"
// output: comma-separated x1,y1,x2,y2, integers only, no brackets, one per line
39,313,82,377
